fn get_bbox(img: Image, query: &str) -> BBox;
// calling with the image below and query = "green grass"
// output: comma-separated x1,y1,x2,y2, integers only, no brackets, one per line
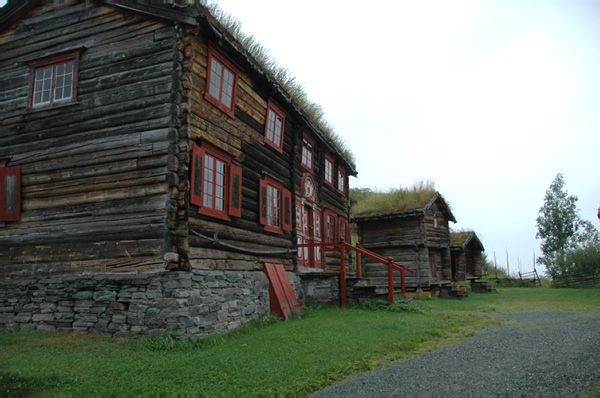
1,288,598,395
415,287,600,313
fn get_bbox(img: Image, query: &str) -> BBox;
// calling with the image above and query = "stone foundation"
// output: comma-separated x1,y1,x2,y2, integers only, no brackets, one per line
0,269,274,337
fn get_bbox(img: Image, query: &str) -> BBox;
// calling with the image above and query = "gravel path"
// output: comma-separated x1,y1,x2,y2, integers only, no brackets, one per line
316,312,600,397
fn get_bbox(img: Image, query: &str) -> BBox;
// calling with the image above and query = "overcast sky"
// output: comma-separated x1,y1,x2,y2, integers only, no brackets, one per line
2,0,598,275
208,0,600,274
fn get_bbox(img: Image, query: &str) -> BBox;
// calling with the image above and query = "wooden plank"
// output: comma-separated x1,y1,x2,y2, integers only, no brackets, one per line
263,261,293,320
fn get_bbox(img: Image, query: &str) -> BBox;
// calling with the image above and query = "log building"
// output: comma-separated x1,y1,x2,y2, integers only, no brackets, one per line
0,0,356,336
353,192,456,292
450,231,484,281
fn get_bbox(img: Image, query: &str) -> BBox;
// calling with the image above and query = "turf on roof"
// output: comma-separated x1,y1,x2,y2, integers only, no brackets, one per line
351,183,438,217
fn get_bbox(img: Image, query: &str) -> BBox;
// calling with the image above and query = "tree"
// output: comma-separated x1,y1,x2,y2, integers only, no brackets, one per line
536,174,600,282
536,174,581,277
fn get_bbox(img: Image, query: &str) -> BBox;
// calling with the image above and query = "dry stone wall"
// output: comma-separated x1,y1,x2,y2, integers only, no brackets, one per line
0,270,275,337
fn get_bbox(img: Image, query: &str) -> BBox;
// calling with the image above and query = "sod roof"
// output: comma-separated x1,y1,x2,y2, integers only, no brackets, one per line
351,183,455,222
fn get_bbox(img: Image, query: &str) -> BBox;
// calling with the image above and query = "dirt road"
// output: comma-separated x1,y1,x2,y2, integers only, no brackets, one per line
317,311,600,396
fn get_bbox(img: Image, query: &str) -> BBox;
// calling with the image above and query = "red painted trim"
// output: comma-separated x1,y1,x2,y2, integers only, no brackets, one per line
205,46,239,118
264,99,286,153
228,163,242,218
324,153,335,188
28,51,80,111
300,132,315,173
0,167,21,222
282,189,292,232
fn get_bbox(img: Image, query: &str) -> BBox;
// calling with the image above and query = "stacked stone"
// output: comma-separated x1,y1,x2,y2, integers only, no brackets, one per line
0,270,270,338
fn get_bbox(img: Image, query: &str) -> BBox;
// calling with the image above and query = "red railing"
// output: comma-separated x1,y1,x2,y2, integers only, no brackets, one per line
298,238,414,306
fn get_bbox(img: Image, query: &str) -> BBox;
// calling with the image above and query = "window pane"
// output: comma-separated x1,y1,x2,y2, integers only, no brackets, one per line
215,160,225,211
209,58,223,100
203,155,214,207
274,116,282,145
266,110,275,141
34,67,53,105
221,69,234,108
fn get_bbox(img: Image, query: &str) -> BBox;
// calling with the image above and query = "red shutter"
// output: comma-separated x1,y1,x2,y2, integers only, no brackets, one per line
228,164,242,217
259,178,268,225
282,189,292,231
190,144,204,207
0,167,21,222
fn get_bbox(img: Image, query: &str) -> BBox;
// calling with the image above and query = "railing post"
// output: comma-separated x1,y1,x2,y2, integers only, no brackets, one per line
340,237,347,307
356,242,362,279
387,256,394,305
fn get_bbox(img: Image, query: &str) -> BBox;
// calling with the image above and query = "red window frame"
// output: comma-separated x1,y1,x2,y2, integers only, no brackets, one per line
0,165,21,222
338,216,349,243
28,51,80,109
205,47,239,118
264,99,286,153
324,153,334,188
259,175,292,235
337,166,346,194
324,209,337,243
190,143,242,221
301,133,314,172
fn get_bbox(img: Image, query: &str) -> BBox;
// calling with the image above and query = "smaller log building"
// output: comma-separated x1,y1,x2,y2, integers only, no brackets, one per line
353,191,456,292
450,231,484,281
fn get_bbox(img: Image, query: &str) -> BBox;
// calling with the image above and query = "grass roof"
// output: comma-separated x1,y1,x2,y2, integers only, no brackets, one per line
203,3,356,169
450,230,473,247
350,181,439,217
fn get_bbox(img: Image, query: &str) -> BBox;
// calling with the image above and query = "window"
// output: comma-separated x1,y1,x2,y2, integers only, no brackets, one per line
338,217,348,242
0,161,21,222
259,175,292,234
190,143,242,220
337,166,346,194
324,210,336,243
324,154,334,187
264,100,286,153
29,52,79,109
301,133,314,172
205,47,239,117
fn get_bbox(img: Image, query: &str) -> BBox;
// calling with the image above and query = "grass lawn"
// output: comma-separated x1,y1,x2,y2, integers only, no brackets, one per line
1,288,598,395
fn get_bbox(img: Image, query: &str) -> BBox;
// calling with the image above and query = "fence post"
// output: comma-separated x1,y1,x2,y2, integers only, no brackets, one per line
387,257,394,305
340,237,347,307
356,242,362,279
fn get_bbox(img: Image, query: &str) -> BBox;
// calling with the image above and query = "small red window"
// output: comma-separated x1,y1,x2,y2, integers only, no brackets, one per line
324,209,337,243
205,47,239,118
259,175,292,234
29,52,79,109
264,99,286,153
301,133,314,172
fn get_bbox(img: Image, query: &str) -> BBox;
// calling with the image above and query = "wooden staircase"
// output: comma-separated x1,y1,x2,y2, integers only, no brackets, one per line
470,279,497,293
438,283,469,299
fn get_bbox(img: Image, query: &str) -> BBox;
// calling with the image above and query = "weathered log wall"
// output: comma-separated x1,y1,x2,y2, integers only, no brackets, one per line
180,24,350,272
0,4,179,277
